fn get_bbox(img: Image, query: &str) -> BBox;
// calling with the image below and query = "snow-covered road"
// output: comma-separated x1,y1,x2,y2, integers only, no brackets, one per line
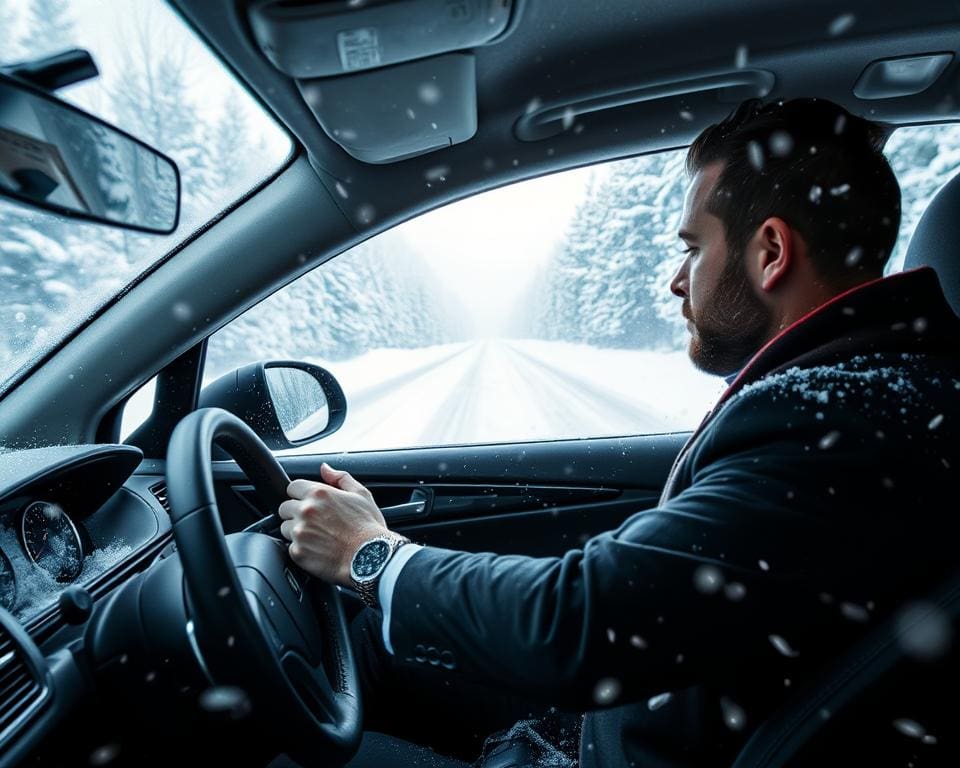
283,339,725,455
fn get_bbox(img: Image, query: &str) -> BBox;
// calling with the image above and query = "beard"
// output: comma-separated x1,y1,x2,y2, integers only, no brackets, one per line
685,251,773,377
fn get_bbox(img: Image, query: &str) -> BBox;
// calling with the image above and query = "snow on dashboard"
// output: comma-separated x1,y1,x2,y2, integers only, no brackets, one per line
0,521,132,623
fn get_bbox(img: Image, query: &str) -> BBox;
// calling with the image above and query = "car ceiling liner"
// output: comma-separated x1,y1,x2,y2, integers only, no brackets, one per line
248,0,517,164
514,70,775,142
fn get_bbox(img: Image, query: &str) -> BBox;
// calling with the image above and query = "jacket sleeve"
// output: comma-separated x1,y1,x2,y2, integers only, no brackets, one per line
386,386,908,711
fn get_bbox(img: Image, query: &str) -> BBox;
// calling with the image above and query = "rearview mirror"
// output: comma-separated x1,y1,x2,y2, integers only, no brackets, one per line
0,73,180,234
199,361,347,450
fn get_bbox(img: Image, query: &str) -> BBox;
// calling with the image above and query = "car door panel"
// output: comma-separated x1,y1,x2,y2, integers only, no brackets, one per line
212,432,688,556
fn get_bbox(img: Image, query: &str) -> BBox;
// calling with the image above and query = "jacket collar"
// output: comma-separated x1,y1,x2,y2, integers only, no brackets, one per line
715,266,959,411
659,266,958,504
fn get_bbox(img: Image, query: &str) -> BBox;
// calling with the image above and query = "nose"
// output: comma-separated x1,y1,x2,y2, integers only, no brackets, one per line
670,258,689,299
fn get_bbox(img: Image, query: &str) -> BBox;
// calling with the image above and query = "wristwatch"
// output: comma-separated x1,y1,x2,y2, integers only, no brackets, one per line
349,533,411,610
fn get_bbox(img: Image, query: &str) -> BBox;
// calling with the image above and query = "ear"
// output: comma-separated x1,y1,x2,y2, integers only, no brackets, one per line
754,217,794,292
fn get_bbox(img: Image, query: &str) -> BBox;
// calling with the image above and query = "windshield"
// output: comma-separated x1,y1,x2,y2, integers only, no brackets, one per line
0,0,293,392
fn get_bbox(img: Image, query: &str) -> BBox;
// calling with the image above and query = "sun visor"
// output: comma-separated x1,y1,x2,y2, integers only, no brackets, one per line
249,0,513,79
298,53,477,164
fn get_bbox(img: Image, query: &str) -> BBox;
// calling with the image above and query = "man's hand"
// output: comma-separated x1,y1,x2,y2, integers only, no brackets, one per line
278,463,390,586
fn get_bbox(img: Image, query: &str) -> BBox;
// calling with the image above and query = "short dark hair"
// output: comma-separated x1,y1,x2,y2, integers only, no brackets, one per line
686,98,901,282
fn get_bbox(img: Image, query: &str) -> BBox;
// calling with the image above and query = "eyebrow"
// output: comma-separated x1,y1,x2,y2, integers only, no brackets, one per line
678,229,699,243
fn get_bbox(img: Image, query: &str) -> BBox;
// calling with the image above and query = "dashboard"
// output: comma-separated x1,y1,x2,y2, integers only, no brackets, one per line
0,444,187,767
0,445,165,626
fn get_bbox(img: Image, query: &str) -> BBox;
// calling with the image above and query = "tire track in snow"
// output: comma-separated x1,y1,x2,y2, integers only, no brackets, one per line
298,342,488,453
499,341,667,434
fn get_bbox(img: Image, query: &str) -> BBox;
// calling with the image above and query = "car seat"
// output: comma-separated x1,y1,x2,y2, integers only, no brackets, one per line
731,170,960,767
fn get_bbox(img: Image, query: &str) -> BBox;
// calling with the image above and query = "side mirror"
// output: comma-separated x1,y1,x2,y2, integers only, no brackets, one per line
199,361,347,450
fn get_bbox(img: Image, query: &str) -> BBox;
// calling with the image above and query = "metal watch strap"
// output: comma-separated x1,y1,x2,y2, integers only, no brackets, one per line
353,535,411,610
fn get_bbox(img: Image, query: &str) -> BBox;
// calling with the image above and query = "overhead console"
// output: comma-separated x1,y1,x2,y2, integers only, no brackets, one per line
248,0,518,163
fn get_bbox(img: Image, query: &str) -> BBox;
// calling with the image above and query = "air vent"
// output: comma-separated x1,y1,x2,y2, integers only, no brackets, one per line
0,624,44,738
150,482,171,514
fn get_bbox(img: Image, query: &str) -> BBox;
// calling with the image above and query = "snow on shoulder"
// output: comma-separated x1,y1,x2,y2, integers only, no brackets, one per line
728,353,952,421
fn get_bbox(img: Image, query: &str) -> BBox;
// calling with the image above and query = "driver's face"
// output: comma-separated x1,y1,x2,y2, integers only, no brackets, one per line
670,162,772,377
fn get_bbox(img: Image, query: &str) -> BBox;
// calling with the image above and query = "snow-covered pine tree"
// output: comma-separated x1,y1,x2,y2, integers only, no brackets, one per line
18,0,74,60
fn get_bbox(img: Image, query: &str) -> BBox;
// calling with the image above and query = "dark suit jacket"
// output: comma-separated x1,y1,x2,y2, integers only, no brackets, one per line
387,267,960,766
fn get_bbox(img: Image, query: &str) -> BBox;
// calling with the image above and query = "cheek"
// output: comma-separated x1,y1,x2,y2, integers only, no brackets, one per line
687,259,709,307
689,248,725,306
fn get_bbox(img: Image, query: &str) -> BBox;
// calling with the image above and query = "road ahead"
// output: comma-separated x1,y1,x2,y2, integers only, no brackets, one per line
286,339,721,455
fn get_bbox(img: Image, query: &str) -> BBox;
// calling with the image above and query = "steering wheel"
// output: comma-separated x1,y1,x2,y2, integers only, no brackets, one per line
165,407,362,765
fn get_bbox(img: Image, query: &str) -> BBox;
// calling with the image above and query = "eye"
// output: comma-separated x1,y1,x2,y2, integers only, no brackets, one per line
682,246,700,257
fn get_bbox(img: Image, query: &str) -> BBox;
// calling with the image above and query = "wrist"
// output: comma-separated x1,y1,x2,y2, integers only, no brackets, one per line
347,531,412,609
342,526,391,584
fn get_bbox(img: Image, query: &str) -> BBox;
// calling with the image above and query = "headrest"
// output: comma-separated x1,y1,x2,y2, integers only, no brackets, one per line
903,171,960,317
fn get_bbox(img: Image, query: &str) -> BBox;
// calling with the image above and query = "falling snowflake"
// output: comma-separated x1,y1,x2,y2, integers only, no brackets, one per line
425,165,451,182
828,13,856,36
840,602,870,622
892,718,926,739
647,692,672,711
593,677,621,705
734,45,749,69
896,602,952,660
199,686,252,719
89,744,122,766
693,564,724,594
769,131,794,157
768,634,800,658
720,696,746,731
355,204,376,225
418,82,442,104
818,430,841,450
724,582,747,601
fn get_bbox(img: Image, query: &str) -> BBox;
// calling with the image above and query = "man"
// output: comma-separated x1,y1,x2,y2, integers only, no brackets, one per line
279,98,960,766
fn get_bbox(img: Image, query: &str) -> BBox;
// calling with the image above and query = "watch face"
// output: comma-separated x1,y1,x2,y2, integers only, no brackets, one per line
353,539,391,580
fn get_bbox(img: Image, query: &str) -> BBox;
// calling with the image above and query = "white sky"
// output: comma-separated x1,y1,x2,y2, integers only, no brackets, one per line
396,166,601,334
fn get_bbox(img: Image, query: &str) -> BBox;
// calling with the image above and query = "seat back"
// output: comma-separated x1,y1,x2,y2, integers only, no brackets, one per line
731,569,960,766
732,170,960,767
903,170,960,315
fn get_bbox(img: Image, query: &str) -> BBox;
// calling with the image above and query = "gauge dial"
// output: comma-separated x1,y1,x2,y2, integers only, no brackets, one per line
0,549,16,612
21,501,84,582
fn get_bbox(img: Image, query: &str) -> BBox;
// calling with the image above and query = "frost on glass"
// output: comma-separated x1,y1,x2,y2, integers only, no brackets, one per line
0,0,292,389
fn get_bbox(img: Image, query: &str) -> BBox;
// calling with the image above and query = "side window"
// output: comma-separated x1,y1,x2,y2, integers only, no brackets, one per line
203,124,960,455
204,149,726,454
883,123,960,272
